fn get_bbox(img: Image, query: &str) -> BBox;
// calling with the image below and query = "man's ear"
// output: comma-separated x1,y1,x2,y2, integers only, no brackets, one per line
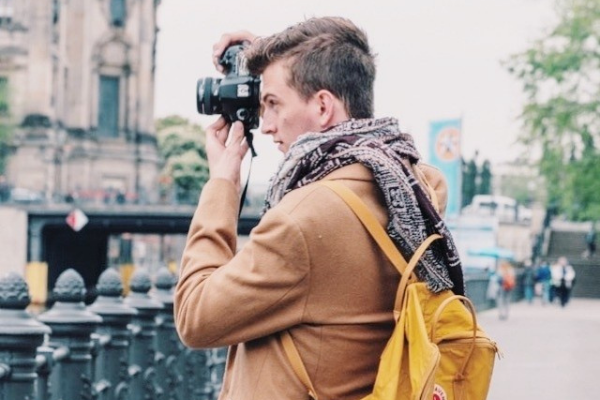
313,90,348,128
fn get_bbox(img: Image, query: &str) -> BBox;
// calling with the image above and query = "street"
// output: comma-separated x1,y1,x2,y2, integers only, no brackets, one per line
479,297,600,399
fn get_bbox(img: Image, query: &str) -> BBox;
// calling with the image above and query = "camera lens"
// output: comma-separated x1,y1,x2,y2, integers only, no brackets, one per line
197,77,221,115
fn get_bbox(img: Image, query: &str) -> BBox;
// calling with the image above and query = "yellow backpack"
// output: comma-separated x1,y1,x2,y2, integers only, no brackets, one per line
281,181,500,400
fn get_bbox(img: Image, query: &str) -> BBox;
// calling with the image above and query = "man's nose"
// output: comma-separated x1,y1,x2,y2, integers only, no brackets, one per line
261,118,275,135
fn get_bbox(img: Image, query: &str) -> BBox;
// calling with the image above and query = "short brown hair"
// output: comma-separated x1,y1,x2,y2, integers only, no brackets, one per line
245,17,376,119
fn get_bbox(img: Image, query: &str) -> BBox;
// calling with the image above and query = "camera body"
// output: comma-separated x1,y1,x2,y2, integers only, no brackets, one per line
196,45,261,132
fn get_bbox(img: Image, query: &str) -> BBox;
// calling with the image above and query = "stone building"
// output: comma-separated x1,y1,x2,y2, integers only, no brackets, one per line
0,0,161,203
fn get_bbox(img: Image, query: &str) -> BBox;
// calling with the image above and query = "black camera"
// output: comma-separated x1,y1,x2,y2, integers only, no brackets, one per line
196,44,261,155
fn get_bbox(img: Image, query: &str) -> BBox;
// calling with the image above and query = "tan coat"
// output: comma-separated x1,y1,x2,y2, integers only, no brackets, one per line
175,163,447,400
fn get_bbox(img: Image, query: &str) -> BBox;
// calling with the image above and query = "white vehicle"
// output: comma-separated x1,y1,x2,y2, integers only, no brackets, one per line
10,187,45,204
463,194,532,222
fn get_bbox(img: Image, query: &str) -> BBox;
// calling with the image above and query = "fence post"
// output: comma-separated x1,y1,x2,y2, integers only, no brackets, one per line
88,267,138,400
151,267,183,400
0,272,51,400
124,269,164,400
38,269,102,400
207,348,228,400
181,348,213,400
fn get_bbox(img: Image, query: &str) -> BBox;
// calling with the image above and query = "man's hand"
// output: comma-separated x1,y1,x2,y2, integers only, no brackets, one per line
206,117,250,190
212,31,257,73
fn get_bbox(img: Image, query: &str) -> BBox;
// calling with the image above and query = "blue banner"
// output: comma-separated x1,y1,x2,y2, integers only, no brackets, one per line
428,119,462,217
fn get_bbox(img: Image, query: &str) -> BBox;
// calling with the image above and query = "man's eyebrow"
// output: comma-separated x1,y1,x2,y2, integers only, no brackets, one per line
260,93,275,103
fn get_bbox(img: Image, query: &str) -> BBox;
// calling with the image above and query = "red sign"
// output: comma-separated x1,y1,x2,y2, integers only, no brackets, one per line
66,208,89,232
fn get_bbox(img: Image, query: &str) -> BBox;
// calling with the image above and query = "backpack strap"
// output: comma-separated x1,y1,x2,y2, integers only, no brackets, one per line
280,180,442,399
281,330,319,400
317,181,442,315
430,295,478,380
394,233,442,315
317,180,411,278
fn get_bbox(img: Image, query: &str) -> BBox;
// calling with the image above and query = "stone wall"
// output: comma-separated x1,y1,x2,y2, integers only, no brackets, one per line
0,0,161,203
0,206,27,273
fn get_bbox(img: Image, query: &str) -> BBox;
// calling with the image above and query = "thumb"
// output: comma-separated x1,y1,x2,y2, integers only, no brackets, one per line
230,121,245,142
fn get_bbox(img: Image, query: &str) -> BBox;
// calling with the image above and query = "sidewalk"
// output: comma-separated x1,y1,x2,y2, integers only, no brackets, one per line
478,297,600,399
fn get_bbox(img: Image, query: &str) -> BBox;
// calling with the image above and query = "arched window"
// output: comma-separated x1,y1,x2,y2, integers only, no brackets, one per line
98,76,120,138
0,0,13,26
52,0,60,24
0,77,9,115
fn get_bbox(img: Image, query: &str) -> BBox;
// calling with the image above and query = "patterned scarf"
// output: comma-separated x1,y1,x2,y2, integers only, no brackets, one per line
263,117,464,295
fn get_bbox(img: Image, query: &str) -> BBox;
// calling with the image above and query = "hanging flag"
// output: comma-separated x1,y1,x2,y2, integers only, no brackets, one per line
428,119,462,216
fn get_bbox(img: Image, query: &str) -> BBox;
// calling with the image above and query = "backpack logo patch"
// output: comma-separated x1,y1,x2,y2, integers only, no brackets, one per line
433,384,447,400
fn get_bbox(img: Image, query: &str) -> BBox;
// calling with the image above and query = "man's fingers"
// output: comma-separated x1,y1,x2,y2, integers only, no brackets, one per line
226,122,250,158
207,116,228,132
239,138,250,157
212,31,258,71
212,34,231,72
207,119,247,155
229,121,245,143
207,117,229,144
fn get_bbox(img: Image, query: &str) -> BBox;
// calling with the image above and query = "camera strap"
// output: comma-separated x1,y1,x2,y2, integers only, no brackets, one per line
237,126,259,217
238,149,255,218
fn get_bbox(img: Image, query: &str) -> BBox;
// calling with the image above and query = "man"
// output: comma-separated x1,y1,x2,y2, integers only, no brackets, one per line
522,260,536,304
550,256,576,307
174,17,464,400
495,259,515,320
535,259,552,305
584,223,596,259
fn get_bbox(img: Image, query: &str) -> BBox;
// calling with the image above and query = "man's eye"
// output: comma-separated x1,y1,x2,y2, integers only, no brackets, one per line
260,99,278,116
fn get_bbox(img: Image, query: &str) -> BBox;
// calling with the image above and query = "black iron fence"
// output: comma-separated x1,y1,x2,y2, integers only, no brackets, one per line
0,266,503,400
0,267,225,400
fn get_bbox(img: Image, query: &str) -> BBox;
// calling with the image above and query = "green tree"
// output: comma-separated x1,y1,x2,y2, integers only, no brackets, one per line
0,79,12,176
506,0,600,220
156,115,209,204
498,173,537,206
477,160,492,196
461,157,478,207
0,122,10,175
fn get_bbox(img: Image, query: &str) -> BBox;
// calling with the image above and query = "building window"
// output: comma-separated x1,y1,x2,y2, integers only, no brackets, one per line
0,77,9,115
98,76,120,138
110,0,126,27
52,0,60,24
0,0,13,26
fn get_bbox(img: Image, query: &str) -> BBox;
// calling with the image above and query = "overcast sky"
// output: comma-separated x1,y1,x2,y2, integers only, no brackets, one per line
154,0,557,184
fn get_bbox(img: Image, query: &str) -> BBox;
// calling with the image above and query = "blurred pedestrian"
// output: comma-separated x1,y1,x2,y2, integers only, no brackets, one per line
0,175,9,202
495,259,516,320
584,222,596,259
486,264,500,303
535,259,552,305
522,260,536,304
550,256,576,307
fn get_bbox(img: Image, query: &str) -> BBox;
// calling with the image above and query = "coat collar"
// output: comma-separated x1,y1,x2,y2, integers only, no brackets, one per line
322,163,374,182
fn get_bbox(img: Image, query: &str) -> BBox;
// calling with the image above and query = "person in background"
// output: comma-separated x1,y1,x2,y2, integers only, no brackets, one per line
522,260,536,304
495,259,516,320
584,222,596,259
485,264,500,304
550,256,576,307
535,259,552,305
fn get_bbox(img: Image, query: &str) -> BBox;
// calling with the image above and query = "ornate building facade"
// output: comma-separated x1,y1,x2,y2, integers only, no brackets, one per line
1,0,161,203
